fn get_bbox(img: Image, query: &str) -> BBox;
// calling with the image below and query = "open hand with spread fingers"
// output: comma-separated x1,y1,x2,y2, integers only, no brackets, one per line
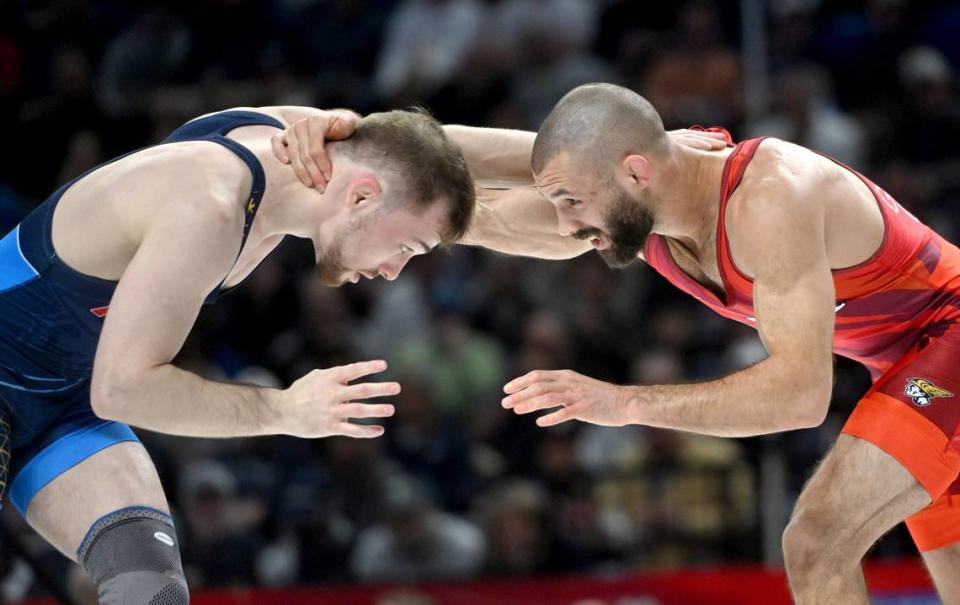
502,369,634,428
275,359,399,438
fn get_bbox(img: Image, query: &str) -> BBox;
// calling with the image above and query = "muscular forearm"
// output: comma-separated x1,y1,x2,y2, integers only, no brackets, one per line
93,363,282,438
627,357,831,437
443,125,535,186
460,188,591,259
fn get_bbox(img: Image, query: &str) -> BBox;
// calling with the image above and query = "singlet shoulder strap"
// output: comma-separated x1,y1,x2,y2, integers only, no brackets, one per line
161,111,288,301
712,137,769,306
163,110,285,248
719,137,766,211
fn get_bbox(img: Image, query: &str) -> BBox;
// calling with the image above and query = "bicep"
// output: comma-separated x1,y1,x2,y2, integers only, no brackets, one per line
740,193,835,372
753,250,835,363
93,200,241,384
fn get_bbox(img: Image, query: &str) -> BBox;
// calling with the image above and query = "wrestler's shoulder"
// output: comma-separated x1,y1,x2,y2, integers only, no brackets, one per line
726,139,828,241
117,140,252,189
737,138,835,201
87,141,252,216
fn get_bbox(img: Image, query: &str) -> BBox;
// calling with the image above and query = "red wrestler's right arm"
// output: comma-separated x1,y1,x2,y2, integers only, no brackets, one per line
89,148,396,439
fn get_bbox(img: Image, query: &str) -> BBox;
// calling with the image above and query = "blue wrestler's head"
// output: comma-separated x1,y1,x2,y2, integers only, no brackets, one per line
312,109,475,287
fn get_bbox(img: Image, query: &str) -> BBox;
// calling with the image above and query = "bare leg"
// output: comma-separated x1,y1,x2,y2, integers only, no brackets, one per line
922,544,960,605
783,434,931,605
24,441,170,560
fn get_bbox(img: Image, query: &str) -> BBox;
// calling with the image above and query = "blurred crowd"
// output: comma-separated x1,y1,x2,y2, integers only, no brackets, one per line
2,0,960,600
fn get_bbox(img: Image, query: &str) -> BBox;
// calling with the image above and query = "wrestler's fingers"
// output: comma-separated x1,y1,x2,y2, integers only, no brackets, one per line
336,403,396,419
334,359,389,383
501,383,567,408
326,110,358,139
304,118,329,190
509,393,571,414
270,133,291,163
337,422,386,439
341,381,401,400
503,370,562,394
535,407,577,428
295,120,321,188
284,124,313,187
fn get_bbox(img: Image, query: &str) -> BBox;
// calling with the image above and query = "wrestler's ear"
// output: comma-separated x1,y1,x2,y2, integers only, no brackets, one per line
621,154,653,190
345,175,382,209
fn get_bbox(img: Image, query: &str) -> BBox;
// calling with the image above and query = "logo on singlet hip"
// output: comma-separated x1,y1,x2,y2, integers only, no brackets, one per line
904,377,953,407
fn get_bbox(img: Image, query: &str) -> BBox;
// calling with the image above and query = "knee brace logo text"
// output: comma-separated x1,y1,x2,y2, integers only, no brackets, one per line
904,377,953,406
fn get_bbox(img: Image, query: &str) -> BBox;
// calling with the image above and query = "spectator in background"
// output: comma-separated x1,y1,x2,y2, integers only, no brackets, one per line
385,373,476,511
474,480,555,576
394,312,506,418
276,0,394,107
322,437,405,531
97,5,192,118
641,0,742,128
276,273,363,380
498,0,613,129
350,475,485,583
255,468,353,585
355,272,433,362
872,45,960,238
178,459,267,588
11,46,108,198
890,46,960,166
747,64,867,167
374,0,483,101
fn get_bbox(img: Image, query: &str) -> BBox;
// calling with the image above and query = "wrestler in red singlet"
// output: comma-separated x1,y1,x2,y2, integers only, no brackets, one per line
644,132,960,552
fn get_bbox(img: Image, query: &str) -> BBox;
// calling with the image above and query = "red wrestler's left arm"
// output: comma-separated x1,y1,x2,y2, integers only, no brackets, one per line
503,173,836,437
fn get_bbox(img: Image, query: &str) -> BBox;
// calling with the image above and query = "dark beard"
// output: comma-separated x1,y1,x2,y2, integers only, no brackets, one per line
574,190,654,269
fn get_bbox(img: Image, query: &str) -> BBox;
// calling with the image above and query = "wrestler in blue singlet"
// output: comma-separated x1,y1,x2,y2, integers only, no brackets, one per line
0,110,283,514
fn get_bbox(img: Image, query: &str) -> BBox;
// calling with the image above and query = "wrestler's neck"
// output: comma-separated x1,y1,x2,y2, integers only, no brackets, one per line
649,144,731,252
245,138,342,240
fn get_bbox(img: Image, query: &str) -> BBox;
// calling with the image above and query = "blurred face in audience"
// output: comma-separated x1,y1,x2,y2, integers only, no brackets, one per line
535,152,653,269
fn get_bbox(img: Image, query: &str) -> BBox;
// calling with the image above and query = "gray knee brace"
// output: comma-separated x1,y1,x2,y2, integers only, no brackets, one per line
77,507,189,605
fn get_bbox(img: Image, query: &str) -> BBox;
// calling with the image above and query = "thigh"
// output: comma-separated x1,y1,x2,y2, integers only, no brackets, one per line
25,440,169,560
9,404,169,561
792,434,930,558
921,542,960,605
843,328,960,500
